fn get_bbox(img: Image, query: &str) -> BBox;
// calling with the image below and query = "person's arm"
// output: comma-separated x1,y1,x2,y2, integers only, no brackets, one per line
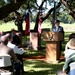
14,45,24,55
63,61,70,74
9,48,19,63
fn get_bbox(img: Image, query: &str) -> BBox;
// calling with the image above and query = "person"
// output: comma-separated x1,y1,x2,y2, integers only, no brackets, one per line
63,38,75,74
52,19,64,42
52,20,64,33
52,20,64,58
0,35,21,75
7,33,25,74
11,28,22,47
7,33,24,55
65,33,75,50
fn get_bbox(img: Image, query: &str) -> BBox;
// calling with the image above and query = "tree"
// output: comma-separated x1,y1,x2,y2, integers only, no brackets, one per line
60,0,75,19
0,0,27,20
0,0,34,32
0,0,75,32
34,0,61,31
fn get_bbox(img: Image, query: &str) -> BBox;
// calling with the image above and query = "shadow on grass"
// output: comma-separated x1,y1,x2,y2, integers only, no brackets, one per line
23,50,46,58
23,60,64,75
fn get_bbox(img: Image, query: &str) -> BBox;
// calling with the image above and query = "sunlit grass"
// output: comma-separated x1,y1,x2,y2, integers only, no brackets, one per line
23,59,64,75
0,21,75,32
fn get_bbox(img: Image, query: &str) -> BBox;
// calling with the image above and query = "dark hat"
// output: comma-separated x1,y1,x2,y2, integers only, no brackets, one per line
11,28,16,32
55,20,60,23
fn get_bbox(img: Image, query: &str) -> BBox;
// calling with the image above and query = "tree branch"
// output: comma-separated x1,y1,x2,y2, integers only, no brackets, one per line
0,0,26,20
42,2,61,22
60,0,75,19
34,0,46,31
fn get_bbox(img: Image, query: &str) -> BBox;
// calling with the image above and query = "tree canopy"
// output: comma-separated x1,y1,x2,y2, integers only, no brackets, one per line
0,0,75,31
0,0,75,20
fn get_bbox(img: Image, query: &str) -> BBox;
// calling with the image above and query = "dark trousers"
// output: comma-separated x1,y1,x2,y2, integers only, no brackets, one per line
14,62,21,75
16,54,24,73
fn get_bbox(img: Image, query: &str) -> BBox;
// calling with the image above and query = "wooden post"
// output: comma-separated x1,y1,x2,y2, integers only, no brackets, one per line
30,30,38,50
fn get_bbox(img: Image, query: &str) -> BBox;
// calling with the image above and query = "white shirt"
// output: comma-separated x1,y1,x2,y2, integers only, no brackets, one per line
7,41,24,55
56,26,58,32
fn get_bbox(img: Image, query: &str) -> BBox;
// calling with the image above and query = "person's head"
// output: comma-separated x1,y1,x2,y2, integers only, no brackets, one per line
55,20,60,27
67,38,75,49
1,35,9,45
69,33,75,40
11,28,16,34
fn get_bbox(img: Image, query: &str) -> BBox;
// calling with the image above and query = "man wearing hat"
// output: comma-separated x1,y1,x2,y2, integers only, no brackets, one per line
52,20,64,56
63,38,75,74
52,20,64,42
52,20,64,33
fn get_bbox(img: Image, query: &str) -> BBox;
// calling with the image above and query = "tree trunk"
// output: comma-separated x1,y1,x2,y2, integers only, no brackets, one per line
17,23,23,33
14,17,23,33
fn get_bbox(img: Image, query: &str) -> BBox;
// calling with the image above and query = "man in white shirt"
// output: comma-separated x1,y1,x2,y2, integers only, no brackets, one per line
7,33,25,74
7,40,24,55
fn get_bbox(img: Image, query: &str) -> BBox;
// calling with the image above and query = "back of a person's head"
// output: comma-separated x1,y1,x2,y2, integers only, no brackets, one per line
11,28,16,32
11,28,16,35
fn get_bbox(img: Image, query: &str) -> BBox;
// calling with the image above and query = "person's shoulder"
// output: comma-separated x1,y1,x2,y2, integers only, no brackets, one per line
59,26,64,30
7,47,14,53
0,44,13,51
0,44,6,48
52,26,56,29
59,26,63,28
6,45,12,50
53,26,56,28
14,34,19,38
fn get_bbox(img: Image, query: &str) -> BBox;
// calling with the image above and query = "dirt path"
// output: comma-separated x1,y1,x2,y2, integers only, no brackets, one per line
23,55,64,61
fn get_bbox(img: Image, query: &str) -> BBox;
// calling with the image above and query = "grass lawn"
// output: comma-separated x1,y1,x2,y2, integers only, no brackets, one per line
22,31,74,75
0,21,75,32
0,22,75,75
23,49,64,75
23,60,64,75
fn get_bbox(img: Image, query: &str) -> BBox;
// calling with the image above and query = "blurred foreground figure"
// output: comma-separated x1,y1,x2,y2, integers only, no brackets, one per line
63,38,75,75
11,28,22,47
0,35,20,75
7,33,25,74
